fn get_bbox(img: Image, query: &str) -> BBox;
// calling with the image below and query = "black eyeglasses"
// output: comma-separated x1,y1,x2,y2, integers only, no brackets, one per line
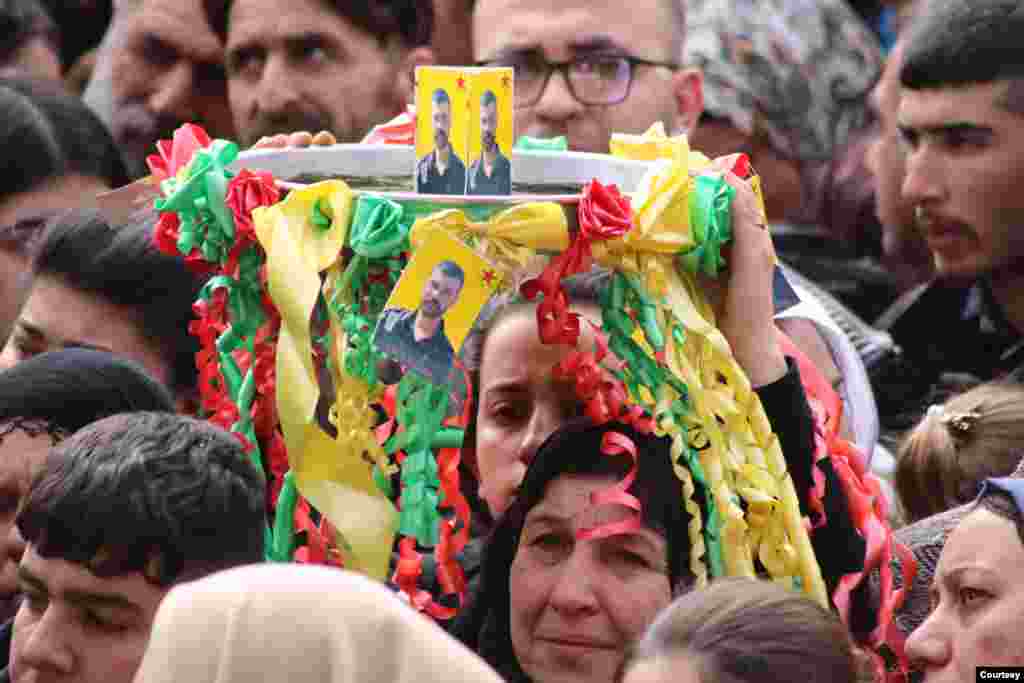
476,54,679,108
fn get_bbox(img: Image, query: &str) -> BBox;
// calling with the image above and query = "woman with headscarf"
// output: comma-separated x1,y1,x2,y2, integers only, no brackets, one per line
452,416,867,683
132,563,504,683
453,420,690,683
904,476,1024,677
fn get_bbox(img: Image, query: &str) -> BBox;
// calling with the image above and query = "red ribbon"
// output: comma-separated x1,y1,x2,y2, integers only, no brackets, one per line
521,180,634,347
147,123,212,181
578,431,644,541
777,334,914,675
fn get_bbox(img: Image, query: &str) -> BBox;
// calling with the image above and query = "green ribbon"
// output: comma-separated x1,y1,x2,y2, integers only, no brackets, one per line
311,198,332,233
330,195,408,386
155,139,240,266
677,173,734,277
601,272,667,404
599,268,726,580
385,373,449,547
515,135,569,151
269,470,299,562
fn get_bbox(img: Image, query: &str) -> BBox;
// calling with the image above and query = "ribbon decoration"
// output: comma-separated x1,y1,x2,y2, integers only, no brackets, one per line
361,105,416,145
514,142,828,604
384,373,450,547
155,139,241,266
408,201,569,275
778,336,916,677
609,122,692,163
147,121,905,657
514,135,569,151
147,123,212,181
253,181,399,580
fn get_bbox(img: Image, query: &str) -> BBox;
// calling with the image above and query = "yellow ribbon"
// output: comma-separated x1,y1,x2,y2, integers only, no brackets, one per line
408,202,569,274
592,135,827,605
254,180,397,581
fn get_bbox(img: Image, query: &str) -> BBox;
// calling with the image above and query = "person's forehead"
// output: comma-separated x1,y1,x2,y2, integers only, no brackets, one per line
529,473,667,544
472,0,676,60
18,278,172,387
22,278,137,349
938,508,1024,580
898,81,1013,129
131,0,223,61
20,547,161,605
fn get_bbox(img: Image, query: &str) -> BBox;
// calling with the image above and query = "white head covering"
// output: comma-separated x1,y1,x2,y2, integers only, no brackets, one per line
133,564,504,683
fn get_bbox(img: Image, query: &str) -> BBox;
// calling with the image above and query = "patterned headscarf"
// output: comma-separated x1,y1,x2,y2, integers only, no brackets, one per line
685,0,883,164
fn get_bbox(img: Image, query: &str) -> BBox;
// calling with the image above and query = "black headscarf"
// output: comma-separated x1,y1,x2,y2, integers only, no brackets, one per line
451,419,700,682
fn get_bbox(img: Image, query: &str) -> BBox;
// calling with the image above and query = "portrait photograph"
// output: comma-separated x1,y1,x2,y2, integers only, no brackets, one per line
374,230,502,384
415,67,469,196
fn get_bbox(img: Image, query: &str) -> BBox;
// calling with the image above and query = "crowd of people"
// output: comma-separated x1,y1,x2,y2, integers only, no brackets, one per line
0,0,1023,681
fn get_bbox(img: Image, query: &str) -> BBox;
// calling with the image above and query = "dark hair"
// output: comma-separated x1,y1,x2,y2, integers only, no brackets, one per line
453,419,696,681
0,349,174,433
32,209,203,396
207,0,433,48
621,577,857,683
900,0,1024,111
432,87,451,106
434,259,464,287
0,77,129,211
17,412,266,586
481,89,497,107
0,0,57,64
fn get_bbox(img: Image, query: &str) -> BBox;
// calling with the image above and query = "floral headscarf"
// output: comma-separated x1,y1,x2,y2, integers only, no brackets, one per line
686,0,882,164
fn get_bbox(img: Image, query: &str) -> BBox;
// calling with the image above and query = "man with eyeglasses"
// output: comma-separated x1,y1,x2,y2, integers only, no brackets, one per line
472,0,701,155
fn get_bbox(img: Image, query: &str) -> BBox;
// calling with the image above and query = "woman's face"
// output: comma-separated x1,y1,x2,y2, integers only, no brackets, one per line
0,427,51,617
905,507,1024,681
474,307,605,518
509,473,672,683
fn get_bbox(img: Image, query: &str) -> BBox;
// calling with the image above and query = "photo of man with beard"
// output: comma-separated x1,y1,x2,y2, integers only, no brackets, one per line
376,260,465,383
416,88,466,195
467,89,511,195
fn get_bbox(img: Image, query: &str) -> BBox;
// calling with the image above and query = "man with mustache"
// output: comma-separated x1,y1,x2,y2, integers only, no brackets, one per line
99,0,236,178
208,0,434,148
467,89,510,196
377,260,464,384
869,0,1024,427
417,88,466,195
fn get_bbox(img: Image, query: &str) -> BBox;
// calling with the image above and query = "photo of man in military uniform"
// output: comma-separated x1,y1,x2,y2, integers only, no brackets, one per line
467,89,511,195
376,260,465,383
416,88,466,195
